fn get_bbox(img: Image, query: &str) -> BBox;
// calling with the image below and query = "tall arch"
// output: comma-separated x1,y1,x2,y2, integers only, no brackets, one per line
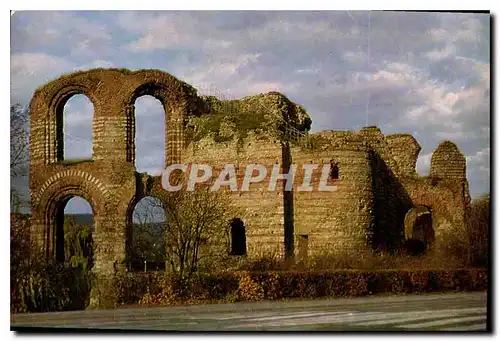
43,81,101,164
125,195,166,272
55,196,94,265
41,185,100,261
133,95,165,174
123,75,198,167
61,94,94,161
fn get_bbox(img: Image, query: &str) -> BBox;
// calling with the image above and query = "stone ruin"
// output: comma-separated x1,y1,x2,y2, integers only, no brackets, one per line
28,68,470,302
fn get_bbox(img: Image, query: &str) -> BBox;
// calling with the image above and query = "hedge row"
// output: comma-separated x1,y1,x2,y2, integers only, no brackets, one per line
113,268,488,307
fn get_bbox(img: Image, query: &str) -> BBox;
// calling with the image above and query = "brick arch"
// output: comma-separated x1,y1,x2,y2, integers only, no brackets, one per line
122,73,198,166
404,205,434,244
124,193,167,269
36,177,107,261
124,193,168,223
37,174,108,219
411,193,452,221
408,190,461,239
53,89,97,162
123,72,199,120
33,72,104,119
33,170,110,209
48,83,100,116
32,77,103,164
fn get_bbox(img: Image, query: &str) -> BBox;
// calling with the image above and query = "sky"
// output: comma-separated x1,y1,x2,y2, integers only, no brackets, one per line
10,10,490,213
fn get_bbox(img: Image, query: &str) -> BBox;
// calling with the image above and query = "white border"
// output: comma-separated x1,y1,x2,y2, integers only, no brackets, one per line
4,3,496,341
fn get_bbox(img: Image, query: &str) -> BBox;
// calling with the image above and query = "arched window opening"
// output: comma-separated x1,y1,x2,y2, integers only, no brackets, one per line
55,196,94,269
62,94,94,161
329,160,339,180
129,196,166,272
230,218,246,256
134,95,165,175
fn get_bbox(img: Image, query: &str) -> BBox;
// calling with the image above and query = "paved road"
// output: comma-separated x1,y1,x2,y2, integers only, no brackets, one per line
11,291,489,332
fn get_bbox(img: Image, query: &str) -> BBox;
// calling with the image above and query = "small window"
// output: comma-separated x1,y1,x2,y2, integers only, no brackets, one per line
329,160,339,180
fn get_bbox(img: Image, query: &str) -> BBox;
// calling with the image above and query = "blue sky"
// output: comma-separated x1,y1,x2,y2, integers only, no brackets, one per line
10,11,490,213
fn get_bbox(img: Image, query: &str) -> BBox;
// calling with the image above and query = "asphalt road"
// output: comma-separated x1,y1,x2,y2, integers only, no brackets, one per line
11,291,489,332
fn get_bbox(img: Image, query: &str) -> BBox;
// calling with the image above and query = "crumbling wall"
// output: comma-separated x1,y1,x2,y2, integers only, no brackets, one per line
292,131,373,256
184,132,286,256
385,134,421,177
185,91,311,144
430,141,467,180
29,68,201,306
29,68,471,302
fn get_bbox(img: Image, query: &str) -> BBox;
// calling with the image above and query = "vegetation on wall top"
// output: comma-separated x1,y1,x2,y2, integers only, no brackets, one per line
185,91,312,144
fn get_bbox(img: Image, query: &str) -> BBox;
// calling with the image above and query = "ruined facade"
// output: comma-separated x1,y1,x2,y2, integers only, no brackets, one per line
29,68,470,294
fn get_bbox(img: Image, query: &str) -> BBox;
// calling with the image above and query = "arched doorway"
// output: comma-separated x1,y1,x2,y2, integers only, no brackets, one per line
128,196,166,271
230,218,246,256
404,206,435,255
54,196,94,267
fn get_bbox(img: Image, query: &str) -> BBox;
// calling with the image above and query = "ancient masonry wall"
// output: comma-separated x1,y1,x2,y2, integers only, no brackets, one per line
185,130,375,257
291,131,373,256
29,69,198,281
29,68,471,308
185,125,470,257
184,132,286,256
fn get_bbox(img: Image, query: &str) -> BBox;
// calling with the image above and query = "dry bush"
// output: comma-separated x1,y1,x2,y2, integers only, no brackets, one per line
160,188,236,295
236,271,264,301
11,214,93,313
236,248,288,272
468,195,489,267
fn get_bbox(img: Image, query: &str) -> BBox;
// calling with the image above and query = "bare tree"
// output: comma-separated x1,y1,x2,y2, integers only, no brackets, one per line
10,104,29,212
161,188,234,292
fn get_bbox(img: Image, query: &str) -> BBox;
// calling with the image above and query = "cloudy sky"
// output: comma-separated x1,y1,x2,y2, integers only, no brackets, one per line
10,11,490,213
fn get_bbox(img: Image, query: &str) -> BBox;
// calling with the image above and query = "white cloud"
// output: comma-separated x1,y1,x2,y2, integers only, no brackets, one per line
295,68,320,74
416,152,432,176
466,147,490,166
9,11,490,196
10,52,71,76
10,53,73,103
12,12,112,58
425,45,454,61
181,53,263,93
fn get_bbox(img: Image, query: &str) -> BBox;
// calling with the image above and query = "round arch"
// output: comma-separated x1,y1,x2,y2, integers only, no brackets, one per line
39,180,103,262
404,205,435,250
123,82,184,166
50,84,100,117
53,87,98,162
125,194,166,272
408,186,461,231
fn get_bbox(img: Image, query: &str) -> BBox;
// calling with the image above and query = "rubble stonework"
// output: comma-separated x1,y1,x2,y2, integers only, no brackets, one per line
29,68,470,303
